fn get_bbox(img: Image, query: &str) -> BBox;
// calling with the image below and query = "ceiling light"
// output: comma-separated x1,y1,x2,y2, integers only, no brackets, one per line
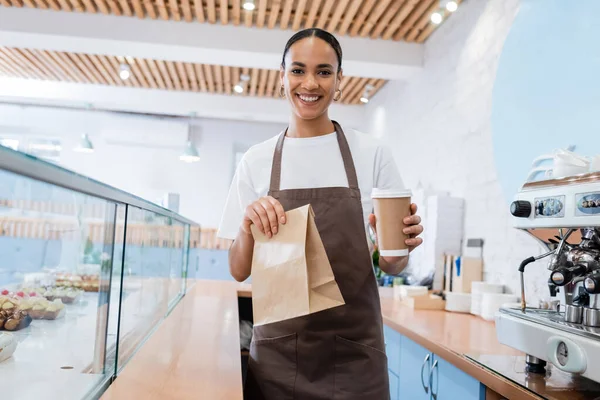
445,1,458,12
119,63,131,80
360,84,375,104
74,133,94,153
360,96,369,104
431,12,443,24
242,0,255,11
180,141,200,163
234,73,251,94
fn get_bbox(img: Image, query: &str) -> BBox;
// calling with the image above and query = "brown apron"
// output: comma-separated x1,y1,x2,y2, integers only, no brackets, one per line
244,121,390,400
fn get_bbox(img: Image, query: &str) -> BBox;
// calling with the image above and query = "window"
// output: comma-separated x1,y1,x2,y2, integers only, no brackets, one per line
0,136,62,164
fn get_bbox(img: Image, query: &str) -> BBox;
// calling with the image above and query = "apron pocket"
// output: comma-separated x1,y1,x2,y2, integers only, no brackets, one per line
334,335,389,400
249,332,298,400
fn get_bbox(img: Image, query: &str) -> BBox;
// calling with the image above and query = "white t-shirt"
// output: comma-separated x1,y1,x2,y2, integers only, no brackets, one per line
217,127,406,250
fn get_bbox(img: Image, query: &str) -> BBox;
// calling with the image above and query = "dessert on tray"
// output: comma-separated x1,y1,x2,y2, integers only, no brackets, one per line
0,332,18,363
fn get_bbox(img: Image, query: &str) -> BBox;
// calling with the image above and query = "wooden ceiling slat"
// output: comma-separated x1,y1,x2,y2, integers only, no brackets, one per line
349,0,376,36
18,49,61,80
393,0,434,40
241,66,250,95
223,65,232,95
146,59,167,89
176,61,190,90
244,7,253,27
0,57,28,79
94,0,109,14
291,0,307,31
166,60,182,90
32,49,73,81
257,68,268,96
213,65,223,93
206,0,217,23
248,67,259,96
184,62,199,91
0,48,46,80
267,0,282,29
142,0,156,18
370,0,404,39
117,0,132,16
8,0,23,6
341,76,360,100
47,51,85,82
337,0,362,36
304,0,321,28
350,77,376,104
219,0,228,24
131,0,145,18
256,0,267,28
45,0,61,10
266,69,278,97
122,56,143,87
194,64,208,92
358,0,391,37
339,76,351,92
315,0,334,29
344,76,367,104
0,0,12,7
104,0,121,15
204,64,215,93
0,61,20,79
67,0,83,12
66,53,98,83
78,53,107,83
325,0,348,32
231,65,240,84
81,0,96,12
407,0,439,42
155,60,174,89
22,0,35,8
88,54,118,85
153,0,167,19
168,0,181,21
415,21,437,43
134,58,156,88
382,0,419,40
31,0,48,9
97,55,124,86
232,0,241,25
279,0,293,30
191,0,205,21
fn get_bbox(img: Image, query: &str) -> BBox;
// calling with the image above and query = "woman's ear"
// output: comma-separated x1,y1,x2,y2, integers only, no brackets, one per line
337,68,344,89
279,66,285,86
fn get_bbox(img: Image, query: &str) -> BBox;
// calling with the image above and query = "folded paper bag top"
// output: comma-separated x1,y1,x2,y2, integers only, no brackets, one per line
250,204,345,326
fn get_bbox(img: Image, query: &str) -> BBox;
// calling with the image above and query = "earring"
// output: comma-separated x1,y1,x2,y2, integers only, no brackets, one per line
279,86,286,98
333,89,342,102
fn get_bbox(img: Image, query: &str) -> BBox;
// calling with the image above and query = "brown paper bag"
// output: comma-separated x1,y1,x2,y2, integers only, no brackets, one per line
250,204,345,326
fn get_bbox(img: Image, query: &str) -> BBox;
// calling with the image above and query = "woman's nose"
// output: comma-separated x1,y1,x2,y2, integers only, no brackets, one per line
301,74,319,90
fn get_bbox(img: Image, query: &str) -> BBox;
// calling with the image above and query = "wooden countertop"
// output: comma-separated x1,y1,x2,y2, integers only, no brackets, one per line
101,281,600,400
101,280,250,400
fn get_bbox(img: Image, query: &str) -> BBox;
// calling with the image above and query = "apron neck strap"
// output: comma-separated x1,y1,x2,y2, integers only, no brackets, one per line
269,120,360,192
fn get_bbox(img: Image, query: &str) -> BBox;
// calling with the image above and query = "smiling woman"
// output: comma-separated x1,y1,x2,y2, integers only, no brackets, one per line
217,28,424,400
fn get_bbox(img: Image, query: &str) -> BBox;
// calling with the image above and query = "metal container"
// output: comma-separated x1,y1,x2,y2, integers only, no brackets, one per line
583,308,600,327
564,304,583,324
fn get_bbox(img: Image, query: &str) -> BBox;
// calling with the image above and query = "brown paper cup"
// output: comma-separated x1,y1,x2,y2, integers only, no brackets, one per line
372,189,412,257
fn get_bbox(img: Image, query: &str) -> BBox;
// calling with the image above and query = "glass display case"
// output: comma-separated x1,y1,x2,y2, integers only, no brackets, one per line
0,145,197,399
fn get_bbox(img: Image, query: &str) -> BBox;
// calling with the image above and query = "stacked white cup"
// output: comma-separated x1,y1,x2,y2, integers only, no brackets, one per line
470,282,504,316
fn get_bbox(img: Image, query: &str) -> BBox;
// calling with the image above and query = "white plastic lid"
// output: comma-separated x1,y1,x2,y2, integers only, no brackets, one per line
371,188,412,198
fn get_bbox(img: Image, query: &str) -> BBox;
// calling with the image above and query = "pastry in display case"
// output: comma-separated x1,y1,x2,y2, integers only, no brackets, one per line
0,143,195,399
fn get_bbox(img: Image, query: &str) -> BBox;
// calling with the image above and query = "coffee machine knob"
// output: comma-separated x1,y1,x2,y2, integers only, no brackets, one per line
584,274,600,294
551,270,569,286
510,200,532,218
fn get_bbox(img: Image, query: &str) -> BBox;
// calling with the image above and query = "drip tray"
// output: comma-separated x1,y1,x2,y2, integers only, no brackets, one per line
500,307,600,340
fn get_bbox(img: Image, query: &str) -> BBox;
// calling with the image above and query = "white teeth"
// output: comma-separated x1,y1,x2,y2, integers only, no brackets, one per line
298,95,319,102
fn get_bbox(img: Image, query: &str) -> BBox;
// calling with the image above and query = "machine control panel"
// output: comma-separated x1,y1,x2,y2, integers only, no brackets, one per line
534,196,565,218
575,191,600,216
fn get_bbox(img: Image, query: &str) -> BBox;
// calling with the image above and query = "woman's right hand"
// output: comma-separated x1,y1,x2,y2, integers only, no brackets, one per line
242,196,286,238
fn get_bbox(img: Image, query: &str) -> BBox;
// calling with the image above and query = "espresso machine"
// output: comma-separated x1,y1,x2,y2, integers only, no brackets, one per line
496,171,600,381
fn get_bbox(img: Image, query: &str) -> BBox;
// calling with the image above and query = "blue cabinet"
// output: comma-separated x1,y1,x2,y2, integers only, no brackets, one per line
430,355,484,400
398,334,431,400
383,325,485,400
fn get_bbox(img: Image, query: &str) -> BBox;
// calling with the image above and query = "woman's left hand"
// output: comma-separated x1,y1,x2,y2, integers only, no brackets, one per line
368,203,424,253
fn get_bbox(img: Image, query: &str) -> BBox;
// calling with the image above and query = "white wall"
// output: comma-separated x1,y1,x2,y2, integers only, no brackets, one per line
363,0,553,304
0,103,283,227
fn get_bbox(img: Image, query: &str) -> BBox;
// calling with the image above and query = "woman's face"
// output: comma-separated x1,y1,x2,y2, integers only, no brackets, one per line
280,37,342,121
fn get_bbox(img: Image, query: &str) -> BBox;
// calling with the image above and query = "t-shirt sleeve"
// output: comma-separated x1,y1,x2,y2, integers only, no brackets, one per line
374,144,405,190
217,156,259,240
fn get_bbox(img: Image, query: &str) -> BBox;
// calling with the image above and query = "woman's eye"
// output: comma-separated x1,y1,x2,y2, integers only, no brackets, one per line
291,69,303,74
319,70,332,76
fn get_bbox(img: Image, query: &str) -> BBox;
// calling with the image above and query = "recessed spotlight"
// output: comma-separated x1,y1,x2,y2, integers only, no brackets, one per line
445,1,458,12
243,0,255,11
119,63,131,80
360,97,369,104
431,12,443,24
234,84,244,94
234,73,251,94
